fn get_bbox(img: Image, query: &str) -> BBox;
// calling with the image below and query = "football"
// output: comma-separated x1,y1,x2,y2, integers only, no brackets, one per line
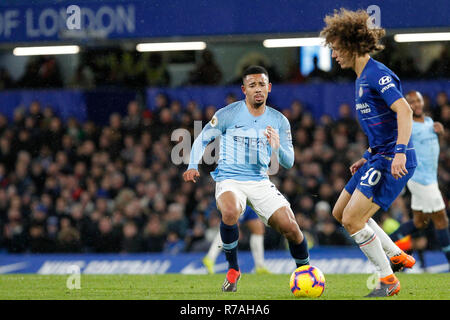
289,265,326,298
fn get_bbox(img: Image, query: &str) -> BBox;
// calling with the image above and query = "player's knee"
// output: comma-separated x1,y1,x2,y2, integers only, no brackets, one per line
341,211,363,235
220,204,241,225
281,220,302,243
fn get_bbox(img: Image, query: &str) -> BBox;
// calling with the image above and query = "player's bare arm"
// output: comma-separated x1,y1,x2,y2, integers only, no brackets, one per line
390,97,413,179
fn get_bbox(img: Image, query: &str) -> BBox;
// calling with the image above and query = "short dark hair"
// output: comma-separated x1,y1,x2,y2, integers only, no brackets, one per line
242,65,269,82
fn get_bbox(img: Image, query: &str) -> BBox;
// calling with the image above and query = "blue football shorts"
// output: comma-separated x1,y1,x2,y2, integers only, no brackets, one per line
239,206,259,223
344,155,416,211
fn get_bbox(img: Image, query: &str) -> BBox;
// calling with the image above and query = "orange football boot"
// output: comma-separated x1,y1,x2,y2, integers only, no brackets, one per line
390,251,416,272
366,274,401,297
222,268,241,292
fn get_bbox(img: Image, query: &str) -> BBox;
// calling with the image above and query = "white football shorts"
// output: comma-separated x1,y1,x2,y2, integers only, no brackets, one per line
215,179,291,225
407,179,446,213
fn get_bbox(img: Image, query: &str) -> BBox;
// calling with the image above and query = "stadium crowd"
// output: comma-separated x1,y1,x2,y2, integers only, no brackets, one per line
0,91,449,254
1,43,448,90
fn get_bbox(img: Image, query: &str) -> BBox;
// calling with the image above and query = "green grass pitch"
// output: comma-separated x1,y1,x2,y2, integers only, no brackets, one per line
0,273,449,300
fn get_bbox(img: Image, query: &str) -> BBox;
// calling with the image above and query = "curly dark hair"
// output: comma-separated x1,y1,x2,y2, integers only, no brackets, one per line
320,8,386,56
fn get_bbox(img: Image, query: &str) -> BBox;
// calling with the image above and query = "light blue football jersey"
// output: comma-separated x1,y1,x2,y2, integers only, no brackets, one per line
188,100,294,181
410,117,440,185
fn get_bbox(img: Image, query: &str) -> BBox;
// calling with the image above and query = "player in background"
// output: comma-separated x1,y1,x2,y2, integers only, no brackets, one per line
389,90,450,270
202,206,271,274
320,8,417,297
183,66,309,292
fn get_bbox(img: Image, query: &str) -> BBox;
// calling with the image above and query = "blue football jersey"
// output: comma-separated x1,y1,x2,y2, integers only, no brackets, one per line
410,117,440,185
188,100,294,181
355,58,416,168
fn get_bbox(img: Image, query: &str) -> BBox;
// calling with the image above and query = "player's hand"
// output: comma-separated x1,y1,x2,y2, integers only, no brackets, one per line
349,158,366,175
391,153,408,179
433,121,444,134
183,169,200,183
265,126,280,150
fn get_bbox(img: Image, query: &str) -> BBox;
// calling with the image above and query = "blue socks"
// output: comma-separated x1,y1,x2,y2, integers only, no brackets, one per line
289,237,310,267
220,221,311,270
389,220,417,242
435,228,450,264
220,221,239,271
390,219,450,265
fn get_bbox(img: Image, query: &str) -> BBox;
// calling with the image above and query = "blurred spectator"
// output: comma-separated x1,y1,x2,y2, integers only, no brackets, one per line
163,231,185,254
3,208,27,253
306,56,330,82
122,100,142,135
295,213,318,248
185,221,209,252
441,103,450,129
144,53,171,87
143,214,166,252
316,218,350,246
17,57,63,88
68,65,95,89
335,103,359,140
0,68,14,89
29,224,55,253
400,56,421,79
121,221,144,253
0,89,448,254
432,91,448,121
17,58,41,88
57,216,82,252
93,216,121,253
164,203,189,239
188,50,222,85
425,47,450,79
286,62,306,83
39,57,63,88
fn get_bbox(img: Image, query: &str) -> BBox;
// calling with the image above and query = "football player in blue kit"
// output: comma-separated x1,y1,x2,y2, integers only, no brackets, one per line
321,8,417,297
389,90,450,270
183,66,309,292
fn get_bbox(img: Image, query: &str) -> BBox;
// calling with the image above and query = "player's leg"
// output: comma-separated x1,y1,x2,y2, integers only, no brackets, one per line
268,206,310,268
391,180,431,242
430,209,450,267
245,180,309,268
202,230,222,274
366,217,401,258
246,217,270,274
217,191,242,272
332,188,351,223
215,181,247,292
390,211,428,242
334,177,406,265
342,190,400,296
412,234,428,271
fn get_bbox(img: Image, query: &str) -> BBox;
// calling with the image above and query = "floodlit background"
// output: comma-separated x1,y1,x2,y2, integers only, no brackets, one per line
0,0,448,274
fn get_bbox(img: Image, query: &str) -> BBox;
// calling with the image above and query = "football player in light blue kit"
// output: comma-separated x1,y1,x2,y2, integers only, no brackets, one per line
321,8,417,297
389,90,450,269
202,206,271,275
183,66,310,292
